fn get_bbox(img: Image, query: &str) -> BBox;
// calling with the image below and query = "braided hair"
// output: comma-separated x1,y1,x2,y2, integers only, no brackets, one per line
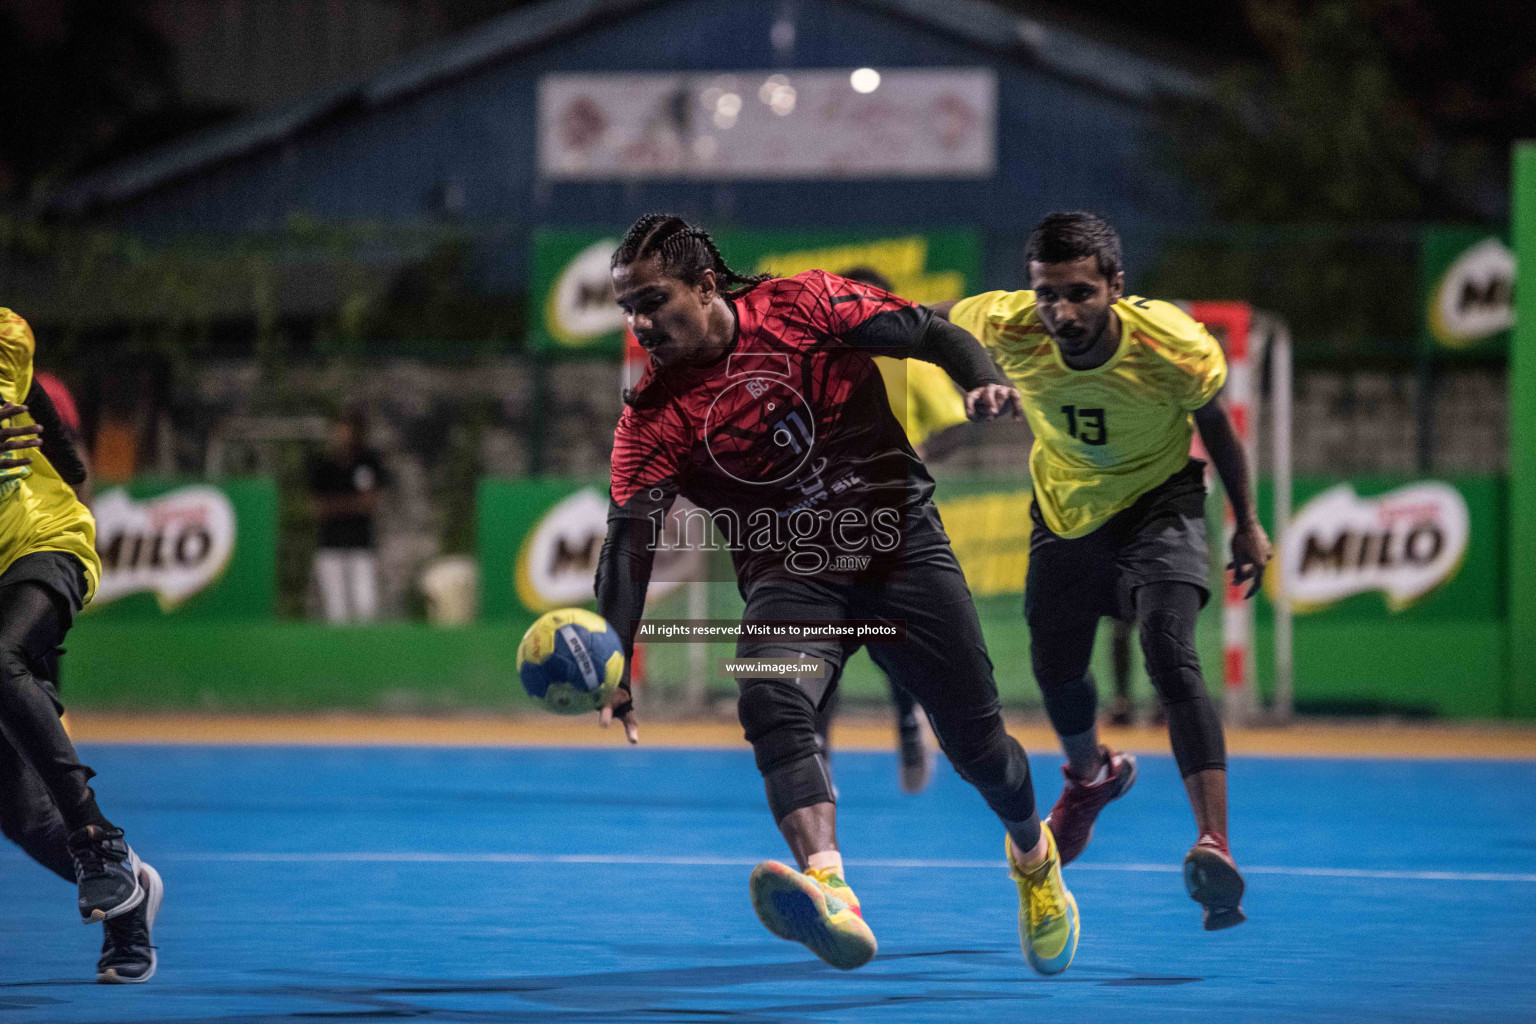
610,214,770,297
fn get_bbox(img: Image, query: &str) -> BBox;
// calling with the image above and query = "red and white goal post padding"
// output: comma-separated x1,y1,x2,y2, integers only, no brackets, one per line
1186,303,1294,727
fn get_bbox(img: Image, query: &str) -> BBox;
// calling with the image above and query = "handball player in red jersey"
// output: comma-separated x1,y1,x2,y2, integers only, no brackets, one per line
593,215,1079,974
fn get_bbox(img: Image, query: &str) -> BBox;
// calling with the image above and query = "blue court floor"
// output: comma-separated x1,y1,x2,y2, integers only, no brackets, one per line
2,744,1534,1023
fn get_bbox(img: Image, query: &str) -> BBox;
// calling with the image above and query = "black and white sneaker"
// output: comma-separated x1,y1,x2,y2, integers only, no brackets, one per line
98,861,163,983
68,825,144,924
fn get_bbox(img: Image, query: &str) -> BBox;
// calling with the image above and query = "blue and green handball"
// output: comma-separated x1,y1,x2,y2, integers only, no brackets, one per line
516,608,625,715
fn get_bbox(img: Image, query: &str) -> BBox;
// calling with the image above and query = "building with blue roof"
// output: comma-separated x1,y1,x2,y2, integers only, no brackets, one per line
46,0,1211,291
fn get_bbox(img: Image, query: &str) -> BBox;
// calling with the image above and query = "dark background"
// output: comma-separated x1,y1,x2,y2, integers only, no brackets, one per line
3,0,1531,222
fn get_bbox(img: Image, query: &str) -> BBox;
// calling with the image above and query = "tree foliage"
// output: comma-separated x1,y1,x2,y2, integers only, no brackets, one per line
1160,0,1532,222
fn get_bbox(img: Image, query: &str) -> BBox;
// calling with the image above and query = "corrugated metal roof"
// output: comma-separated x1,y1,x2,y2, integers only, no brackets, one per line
855,0,1207,102
45,0,1208,217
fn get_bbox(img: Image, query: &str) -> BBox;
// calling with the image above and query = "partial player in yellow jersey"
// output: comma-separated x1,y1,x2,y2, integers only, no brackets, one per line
806,266,973,794
936,213,1272,931
0,309,164,983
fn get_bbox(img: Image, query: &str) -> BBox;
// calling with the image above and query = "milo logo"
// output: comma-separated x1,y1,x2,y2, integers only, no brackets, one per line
93,485,237,610
514,486,702,612
545,238,625,348
1427,237,1515,349
1279,482,1469,613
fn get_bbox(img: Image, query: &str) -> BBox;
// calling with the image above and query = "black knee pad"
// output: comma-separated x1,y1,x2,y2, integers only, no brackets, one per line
1140,609,1205,705
1140,609,1226,776
737,679,835,821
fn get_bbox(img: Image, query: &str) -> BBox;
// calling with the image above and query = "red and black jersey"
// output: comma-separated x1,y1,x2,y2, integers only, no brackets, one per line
597,270,1008,655
610,270,938,533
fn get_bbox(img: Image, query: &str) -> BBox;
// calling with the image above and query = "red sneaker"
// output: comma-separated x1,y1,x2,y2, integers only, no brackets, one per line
1044,746,1137,865
1184,831,1247,930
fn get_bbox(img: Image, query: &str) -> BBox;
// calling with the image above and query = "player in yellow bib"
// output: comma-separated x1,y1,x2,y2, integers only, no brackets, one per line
0,308,164,982
937,213,1271,930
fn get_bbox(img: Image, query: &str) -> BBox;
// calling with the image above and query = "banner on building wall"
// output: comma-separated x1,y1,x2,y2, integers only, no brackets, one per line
1419,227,1515,356
478,479,703,618
86,478,276,619
529,227,982,353
539,69,996,180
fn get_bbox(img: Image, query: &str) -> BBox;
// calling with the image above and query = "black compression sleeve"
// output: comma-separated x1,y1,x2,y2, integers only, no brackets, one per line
22,382,87,486
595,510,659,673
842,307,1009,391
909,315,1010,391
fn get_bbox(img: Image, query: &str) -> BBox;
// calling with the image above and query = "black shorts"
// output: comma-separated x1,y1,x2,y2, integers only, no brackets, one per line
1025,458,1211,627
0,551,88,631
735,505,1001,724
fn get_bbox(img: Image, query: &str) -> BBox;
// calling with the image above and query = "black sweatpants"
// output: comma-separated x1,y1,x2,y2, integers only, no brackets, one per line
0,552,108,882
734,508,1039,848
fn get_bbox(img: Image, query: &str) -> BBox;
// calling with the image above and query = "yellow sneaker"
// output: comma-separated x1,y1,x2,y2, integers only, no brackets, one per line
1007,824,1080,975
749,860,878,970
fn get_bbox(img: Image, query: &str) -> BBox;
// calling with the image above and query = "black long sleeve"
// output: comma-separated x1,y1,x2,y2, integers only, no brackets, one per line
843,306,1009,391
909,314,1010,391
594,512,657,671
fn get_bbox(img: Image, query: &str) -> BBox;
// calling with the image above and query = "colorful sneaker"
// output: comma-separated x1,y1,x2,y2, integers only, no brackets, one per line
749,860,877,970
897,714,932,794
1045,746,1137,865
98,860,163,983
68,825,144,924
1184,832,1246,930
1007,825,1080,976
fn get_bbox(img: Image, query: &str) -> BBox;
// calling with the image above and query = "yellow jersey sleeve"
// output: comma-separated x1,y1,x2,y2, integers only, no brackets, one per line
947,291,1009,347
0,308,36,404
1122,299,1227,410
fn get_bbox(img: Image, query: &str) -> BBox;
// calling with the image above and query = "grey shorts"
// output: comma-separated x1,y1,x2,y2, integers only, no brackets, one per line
1024,458,1211,626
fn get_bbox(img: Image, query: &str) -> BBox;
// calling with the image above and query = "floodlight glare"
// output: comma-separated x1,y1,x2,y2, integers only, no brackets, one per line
850,68,881,93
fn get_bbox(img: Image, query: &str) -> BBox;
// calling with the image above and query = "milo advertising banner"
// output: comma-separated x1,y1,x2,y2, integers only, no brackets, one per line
478,478,704,618
529,227,982,354
85,478,277,619
1419,226,1515,357
1263,476,1501,621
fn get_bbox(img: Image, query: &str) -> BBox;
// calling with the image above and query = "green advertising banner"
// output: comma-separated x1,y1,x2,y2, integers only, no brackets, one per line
478,477,605,619
528,227,983,354
1419,226,1515,358
1260,475,1503,623
479,473,1502,624
474,478,703,620
84,477,277,619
